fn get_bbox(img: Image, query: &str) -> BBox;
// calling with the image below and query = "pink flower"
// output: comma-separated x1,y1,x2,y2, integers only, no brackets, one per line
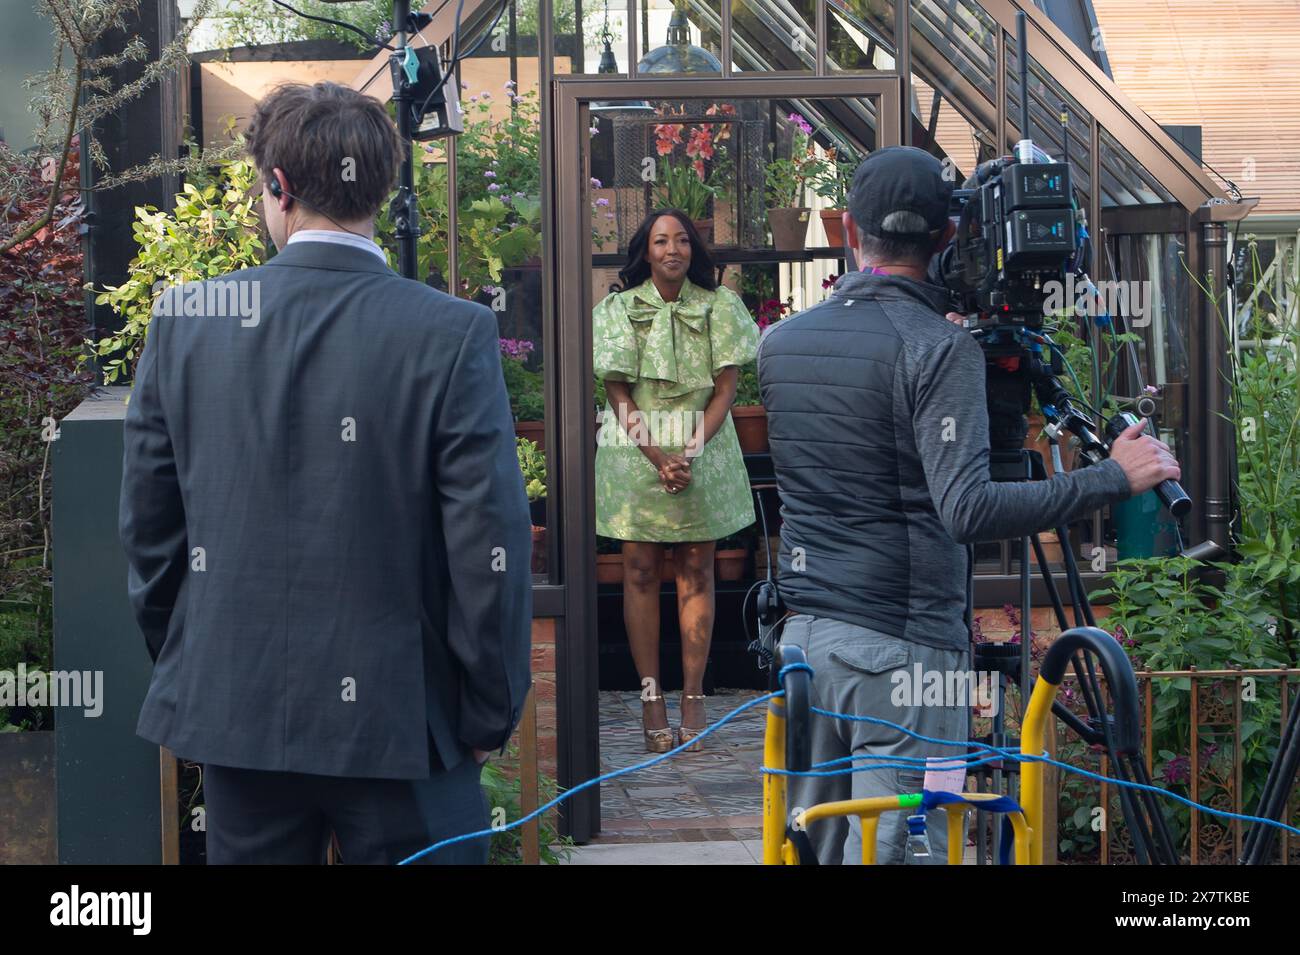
788,112,813,136
685,126,715,161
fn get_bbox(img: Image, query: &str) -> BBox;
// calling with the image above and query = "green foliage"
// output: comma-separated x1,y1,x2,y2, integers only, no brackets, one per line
1060,251,1300,858
480,746,574,864
1,140,94,730
1040,314,1136,418
91,156,266,383
211,0,395,52
502,355,545,421
653,161,718,221
379,89,545,299
1089,557,1290,850
810,147,858,207
1229,243,1300,656
734,360,761,406
764,116,827,209
516,437,546,501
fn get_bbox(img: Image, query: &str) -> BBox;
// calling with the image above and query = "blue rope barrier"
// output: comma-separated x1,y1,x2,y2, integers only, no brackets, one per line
397,686,1300,864
806,704,1300,839
396,690,779,864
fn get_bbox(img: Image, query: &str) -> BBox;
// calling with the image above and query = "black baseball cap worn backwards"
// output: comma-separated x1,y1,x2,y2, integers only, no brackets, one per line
847,145,955,240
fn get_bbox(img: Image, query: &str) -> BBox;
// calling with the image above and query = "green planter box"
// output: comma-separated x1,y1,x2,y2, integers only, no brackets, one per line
52,387,163,864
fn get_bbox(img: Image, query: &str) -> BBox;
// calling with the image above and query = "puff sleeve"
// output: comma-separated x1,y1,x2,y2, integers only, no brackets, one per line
592,291,639,383
708,285,760,376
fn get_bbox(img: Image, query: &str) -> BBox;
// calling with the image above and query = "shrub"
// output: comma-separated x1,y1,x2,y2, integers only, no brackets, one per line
0,140,94,729
91,156,265,382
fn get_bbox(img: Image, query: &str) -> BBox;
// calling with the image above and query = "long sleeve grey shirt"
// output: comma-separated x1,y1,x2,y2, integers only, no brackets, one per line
758,269,1132,650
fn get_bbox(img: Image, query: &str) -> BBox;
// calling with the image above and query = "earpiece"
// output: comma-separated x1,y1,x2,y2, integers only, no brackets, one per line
266,170,368,241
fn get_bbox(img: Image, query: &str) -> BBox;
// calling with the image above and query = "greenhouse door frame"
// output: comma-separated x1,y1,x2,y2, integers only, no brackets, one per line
546,74,901,841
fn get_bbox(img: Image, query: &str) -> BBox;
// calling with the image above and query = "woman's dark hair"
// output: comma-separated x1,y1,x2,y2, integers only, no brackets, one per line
611,209,717,293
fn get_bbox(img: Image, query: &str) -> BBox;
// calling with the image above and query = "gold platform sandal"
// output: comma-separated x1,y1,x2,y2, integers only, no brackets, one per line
642,693,674,753
677,693,708,752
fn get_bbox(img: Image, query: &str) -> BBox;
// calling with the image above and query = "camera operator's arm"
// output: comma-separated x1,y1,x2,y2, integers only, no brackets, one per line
912,331,1177,545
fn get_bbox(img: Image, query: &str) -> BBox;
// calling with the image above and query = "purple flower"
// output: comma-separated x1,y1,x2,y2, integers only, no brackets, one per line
469,95,478,103
590,177,602,188
499,338,536,361
515,191,525,198
788,112,813,135
461,81,470,89
595,197,609,207
488,183,500,192
1162,755,1190,785
484,170,496,178
504,79,517,90
589,126,599,135
481,91,491,99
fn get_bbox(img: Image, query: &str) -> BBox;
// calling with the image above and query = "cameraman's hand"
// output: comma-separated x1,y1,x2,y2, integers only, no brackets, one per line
1109,418,1181,495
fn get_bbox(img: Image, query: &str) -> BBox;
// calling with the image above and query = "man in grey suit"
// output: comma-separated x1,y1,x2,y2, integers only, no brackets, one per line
119,82,533,864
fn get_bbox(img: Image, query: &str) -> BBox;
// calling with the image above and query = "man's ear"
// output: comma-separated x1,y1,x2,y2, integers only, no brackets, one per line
842,212,862,271
933,219,956,252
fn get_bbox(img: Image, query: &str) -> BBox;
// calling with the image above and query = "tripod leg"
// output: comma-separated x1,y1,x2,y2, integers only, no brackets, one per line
1242,686,1300,864
1031,534,1073,632
1126,753,1180,864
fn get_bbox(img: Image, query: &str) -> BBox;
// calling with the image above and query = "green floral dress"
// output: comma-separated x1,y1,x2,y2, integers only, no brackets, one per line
593,277,759,543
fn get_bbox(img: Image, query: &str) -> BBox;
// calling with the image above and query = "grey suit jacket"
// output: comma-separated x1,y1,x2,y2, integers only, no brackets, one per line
119,241,533,778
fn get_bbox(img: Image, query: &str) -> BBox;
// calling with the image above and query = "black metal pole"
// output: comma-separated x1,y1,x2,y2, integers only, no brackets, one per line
389,0,421,280
1016,11,1029,160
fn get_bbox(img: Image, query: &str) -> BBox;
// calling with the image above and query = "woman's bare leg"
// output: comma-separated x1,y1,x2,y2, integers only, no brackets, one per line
675,539,716,730
622,541,667,728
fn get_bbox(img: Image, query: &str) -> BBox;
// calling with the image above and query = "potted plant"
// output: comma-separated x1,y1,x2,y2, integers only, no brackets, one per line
595,535,624,584
715,526,754,581
812,149,856,249
501,338,546,448
764,113,826,251
652,107,735,244
517,436,548,573
728,278,790,454
732,360,768,454
653,161,718,242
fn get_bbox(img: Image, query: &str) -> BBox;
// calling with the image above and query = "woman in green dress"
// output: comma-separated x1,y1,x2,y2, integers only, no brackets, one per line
594,209,758,753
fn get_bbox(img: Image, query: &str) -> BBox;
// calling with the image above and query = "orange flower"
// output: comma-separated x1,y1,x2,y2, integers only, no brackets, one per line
685,126,715,161
654,123,684,156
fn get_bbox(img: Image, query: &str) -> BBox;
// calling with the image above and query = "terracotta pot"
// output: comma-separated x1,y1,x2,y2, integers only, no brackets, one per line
753,535,783,579
515,419,545,452
715,547,747,581
820,208,846,249
530,525,547,575
767,207,811,251
1031,532,1064,567
596,552,624,584
692,218,713,246
732,405,768,454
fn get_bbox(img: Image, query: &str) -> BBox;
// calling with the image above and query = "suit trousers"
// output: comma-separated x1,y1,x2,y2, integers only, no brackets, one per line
782,613,970,865
203,757,491,865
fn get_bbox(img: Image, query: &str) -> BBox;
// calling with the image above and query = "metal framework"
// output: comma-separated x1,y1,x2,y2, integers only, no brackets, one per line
353,0,1255,842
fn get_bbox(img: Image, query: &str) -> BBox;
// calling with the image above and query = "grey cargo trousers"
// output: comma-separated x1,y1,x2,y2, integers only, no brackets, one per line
783,613,970,865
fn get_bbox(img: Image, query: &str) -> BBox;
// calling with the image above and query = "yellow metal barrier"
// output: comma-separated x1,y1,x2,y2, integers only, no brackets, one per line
763,627,1140,865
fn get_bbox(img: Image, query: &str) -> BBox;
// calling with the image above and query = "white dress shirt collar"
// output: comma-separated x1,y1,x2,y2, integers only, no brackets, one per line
285,228,388,264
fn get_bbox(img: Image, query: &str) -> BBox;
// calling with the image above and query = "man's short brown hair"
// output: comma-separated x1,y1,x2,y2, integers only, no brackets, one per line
246,82,400,222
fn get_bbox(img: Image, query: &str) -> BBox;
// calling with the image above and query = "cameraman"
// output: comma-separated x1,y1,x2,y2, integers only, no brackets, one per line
757,146,1179,865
